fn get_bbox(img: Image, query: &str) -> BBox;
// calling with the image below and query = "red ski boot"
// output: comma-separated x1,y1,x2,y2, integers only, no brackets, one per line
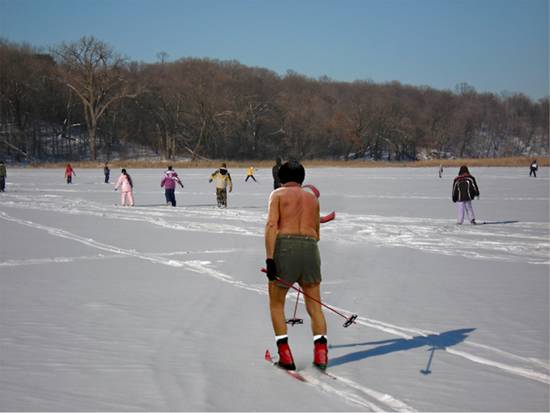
277,339,296,370
313,336,328,370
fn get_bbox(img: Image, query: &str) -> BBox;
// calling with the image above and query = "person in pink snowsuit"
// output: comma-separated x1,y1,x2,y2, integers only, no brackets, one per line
114,168,134,206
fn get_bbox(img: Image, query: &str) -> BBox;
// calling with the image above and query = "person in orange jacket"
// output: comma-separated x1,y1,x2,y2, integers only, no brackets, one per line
64,163,75,184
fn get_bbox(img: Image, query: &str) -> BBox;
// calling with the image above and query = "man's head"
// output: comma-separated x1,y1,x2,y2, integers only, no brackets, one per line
168,165,173,171
458,165,470,175
278,160,305,185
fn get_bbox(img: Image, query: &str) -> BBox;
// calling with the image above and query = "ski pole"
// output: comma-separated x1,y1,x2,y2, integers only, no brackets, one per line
261,268,358,327
286,290,303,326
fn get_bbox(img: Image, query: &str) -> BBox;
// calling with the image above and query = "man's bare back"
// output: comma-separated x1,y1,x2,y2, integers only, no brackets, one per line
265,182,320,258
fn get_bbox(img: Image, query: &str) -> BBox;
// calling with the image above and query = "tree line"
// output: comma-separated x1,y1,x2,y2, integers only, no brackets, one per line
0,36,548,162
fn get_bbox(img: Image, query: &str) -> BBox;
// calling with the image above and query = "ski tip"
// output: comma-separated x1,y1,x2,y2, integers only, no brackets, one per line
302,184,321,198
320,211,336,223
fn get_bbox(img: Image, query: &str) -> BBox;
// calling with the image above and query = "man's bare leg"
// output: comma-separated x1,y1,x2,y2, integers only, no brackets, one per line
302,282,328,369
268,282,288,335
301,282,327,335
268,282,296,369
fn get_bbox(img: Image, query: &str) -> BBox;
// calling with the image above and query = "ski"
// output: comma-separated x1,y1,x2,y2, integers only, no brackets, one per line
320,211,336,223
313,364,337,380
302,184,336,224
264,350,307,382
302,184,321,198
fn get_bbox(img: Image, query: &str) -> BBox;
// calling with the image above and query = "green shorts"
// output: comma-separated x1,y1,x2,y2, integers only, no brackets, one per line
274,235,321,287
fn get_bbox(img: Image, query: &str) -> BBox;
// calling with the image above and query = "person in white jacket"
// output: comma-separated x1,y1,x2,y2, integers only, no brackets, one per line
114,169,134,206
209,163,233,208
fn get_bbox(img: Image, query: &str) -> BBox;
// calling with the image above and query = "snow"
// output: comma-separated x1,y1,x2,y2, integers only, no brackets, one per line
0,166,548,411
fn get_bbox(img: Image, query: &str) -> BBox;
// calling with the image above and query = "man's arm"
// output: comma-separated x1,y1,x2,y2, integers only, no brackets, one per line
315,200,320,240
265,192,280,259
452,179,458,202
471,177,480,197
227,173,233,192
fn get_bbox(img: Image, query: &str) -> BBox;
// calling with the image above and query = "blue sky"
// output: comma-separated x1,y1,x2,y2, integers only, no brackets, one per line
1,0,548,99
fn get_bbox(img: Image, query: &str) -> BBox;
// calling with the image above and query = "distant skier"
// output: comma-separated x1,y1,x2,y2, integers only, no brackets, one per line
529,160,538,177
264,160,328,371
209,162,233,208
0,160,6,192
452,165,480,225
114,168,134,207
245,166,257,182
161,165,184,207
438,164,444,178
103,163,110,184
64,163,75,184
272,157,282,189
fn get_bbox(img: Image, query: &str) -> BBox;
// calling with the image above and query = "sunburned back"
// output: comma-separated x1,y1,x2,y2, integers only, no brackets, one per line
276,186,319,239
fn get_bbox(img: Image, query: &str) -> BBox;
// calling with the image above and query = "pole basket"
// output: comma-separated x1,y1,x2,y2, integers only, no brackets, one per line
286,318,304,326
343,314,358,328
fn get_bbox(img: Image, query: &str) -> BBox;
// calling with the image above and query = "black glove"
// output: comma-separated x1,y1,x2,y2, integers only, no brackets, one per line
265,258,278,281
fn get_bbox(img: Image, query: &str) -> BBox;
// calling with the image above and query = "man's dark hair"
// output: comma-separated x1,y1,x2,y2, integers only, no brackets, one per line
458,165,470,175
278,160,305,184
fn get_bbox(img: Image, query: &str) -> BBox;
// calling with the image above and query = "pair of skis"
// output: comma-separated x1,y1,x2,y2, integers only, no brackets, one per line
264,350,337,382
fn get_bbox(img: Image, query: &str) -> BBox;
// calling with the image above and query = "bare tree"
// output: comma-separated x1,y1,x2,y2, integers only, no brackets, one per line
53,36,138,160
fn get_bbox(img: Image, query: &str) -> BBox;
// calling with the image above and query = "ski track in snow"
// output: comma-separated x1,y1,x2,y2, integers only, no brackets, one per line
1,191,548,265
0,209,414,411
2,171,549,410
1,195,549,410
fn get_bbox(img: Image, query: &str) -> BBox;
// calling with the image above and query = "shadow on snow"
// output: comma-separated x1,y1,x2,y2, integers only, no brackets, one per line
480,220,519,225
328,327,476,372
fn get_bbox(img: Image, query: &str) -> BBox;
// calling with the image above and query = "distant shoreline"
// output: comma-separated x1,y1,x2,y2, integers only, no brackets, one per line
11,156,550,169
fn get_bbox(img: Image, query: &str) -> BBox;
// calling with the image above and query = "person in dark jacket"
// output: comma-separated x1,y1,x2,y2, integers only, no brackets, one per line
529,160,538,177
0,160,6,192
452,165,480,225
103,163,110,184
272,157,282,189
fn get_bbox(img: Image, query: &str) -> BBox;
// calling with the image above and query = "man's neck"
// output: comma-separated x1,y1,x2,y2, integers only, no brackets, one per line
282,182,301,188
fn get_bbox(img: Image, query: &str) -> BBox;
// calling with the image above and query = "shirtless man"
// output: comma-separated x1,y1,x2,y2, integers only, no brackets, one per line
265,160,328,370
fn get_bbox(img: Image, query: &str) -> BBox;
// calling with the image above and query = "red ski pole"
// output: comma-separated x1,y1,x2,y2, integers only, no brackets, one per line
261,268,357,327
286,291,303,326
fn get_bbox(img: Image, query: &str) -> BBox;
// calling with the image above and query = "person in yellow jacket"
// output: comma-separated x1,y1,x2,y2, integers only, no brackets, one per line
209,163,233,208
245,166,257,182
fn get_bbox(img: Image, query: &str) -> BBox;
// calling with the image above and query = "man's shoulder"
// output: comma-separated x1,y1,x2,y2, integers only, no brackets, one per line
274,186,317,200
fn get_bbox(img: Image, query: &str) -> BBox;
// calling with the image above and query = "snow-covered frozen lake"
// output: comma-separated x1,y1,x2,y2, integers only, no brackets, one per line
0,166,548,411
